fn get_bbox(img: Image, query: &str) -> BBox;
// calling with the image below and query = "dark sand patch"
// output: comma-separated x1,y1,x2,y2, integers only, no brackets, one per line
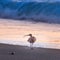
0,43,60,60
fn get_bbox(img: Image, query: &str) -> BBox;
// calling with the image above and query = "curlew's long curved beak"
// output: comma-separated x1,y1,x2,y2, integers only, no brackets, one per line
24,34,29,37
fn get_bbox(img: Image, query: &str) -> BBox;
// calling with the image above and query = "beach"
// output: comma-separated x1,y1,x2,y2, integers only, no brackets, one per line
0,43,60,60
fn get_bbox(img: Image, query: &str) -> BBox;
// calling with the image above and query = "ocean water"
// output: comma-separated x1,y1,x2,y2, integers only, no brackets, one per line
0,1,60,49
0,2,60,23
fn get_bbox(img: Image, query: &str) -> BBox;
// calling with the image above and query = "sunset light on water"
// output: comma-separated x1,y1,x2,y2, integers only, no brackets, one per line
0,19,60,49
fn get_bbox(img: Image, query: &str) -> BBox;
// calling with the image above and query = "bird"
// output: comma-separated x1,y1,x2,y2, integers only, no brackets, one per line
24,34,36,49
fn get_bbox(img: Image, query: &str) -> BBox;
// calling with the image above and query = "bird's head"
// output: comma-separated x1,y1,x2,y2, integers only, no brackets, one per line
24,34,32,37
28,34,32,36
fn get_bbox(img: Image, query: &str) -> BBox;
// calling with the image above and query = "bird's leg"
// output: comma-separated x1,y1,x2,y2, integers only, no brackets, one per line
30,43,33,49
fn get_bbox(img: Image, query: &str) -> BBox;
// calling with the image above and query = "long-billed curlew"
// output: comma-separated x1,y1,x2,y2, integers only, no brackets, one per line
25,34,36,49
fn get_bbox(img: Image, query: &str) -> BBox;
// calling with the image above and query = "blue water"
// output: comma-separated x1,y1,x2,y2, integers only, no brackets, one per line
0,1,60,23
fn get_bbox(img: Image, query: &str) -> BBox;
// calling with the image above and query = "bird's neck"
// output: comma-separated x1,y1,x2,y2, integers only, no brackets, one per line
30,36,32,37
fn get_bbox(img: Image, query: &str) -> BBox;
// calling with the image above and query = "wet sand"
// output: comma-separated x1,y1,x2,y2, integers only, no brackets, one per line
0,43,60,60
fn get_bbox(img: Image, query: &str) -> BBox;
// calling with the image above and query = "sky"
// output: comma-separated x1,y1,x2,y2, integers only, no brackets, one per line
0,19,60,49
